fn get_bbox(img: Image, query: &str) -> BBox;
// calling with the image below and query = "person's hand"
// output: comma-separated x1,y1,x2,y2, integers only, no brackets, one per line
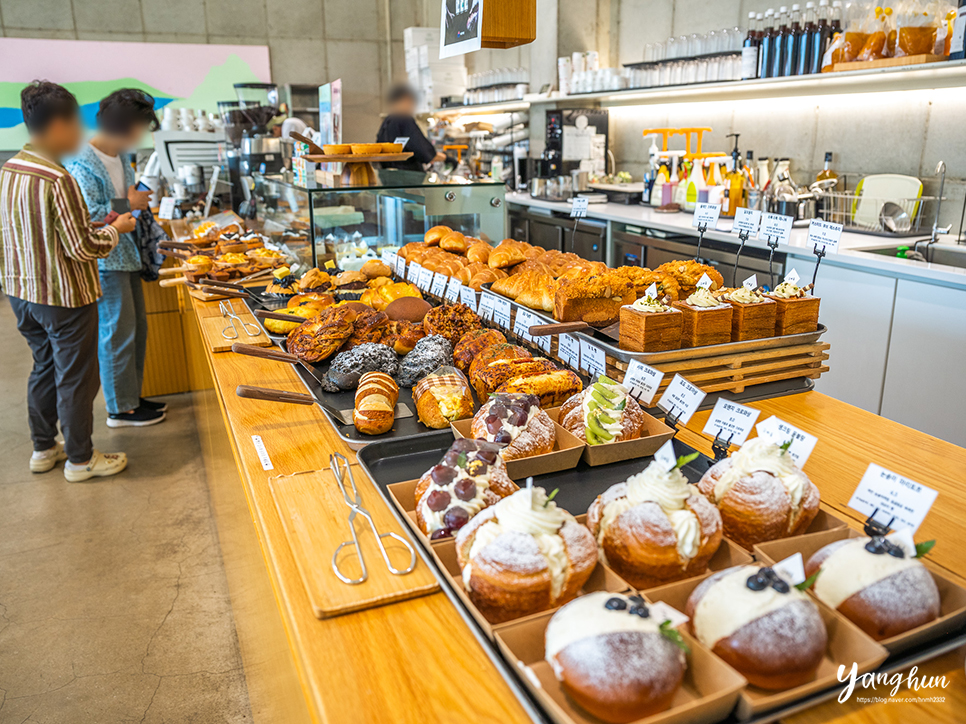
110,212,137,234
433,151,447,163
127,184,151,212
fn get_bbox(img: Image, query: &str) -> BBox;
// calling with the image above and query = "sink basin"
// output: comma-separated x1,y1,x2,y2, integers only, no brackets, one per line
856,242,966,270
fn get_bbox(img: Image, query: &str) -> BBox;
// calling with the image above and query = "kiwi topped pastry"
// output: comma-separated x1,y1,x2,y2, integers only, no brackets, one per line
559,376,649,446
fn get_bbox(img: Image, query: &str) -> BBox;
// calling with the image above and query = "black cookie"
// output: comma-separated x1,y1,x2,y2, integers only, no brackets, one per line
395,335,453,388
325,343,399,390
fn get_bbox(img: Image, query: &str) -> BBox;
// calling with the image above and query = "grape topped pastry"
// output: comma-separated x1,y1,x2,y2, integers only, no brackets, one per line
470,393,556,461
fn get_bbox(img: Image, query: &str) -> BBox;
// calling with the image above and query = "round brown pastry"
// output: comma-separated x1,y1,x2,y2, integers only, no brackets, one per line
456,486,598,623
287,292,335,311
384,296,432,322
395,335,453,388
422,302,483,347
333,270,369,288
413,367,474,429
360,259,392,279
262,304,317,334
545,592,687,723
804,536,941,641
353,372,398,435
286,306,357,363
453,328,506,373
697,437,820,550
587,458,723,589
470,357,558,400
414,438,516,539
297,268,331,292
367,276,392,288
341,308,391,350
385,320,426,355
559,377,648,445
687,565,827,689
424,225,451,246
470,393,555,461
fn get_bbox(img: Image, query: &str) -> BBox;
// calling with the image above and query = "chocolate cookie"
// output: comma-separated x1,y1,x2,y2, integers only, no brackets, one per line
395,335,453,388
323,343,399,391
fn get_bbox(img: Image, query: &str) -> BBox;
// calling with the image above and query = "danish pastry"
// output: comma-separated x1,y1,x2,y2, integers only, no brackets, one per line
453,328,506,373
470,357,558,400
495,369,582,409
286,306,357,362
470,393,555,461
559,377,648,445
656,260,724,298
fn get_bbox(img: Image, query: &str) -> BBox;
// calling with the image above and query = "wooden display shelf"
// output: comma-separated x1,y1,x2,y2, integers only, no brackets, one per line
831,53,946,73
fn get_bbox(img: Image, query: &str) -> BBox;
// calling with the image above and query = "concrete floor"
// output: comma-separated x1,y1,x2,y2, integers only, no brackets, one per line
0,299,252,723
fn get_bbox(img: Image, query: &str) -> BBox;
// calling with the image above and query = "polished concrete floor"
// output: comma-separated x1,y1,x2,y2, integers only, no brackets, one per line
0,300,252,723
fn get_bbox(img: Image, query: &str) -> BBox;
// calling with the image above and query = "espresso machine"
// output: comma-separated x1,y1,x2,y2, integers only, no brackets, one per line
223,83,285,212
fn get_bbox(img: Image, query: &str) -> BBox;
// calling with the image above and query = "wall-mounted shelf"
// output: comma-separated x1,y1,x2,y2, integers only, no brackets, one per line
425,100,531,117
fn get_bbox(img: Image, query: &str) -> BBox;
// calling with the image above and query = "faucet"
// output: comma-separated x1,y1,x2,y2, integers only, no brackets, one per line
917,161,953,260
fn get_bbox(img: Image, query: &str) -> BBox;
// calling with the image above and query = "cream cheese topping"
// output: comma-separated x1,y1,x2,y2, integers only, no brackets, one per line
481,402,539,443
693,566,807,648
812,537,921,610
723,286,766,304
580,383,630,439
630,296,671,313
419,461,492,534
685,288,727,308
771,281,807,299
712,437,808,512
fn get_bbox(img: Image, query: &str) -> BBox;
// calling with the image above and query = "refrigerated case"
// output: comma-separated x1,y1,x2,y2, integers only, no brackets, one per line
509,206,606,261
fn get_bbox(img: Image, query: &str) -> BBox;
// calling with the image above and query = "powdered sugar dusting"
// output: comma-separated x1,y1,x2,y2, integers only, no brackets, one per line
474,528,549,576
552,631,685,695
851,567,940,632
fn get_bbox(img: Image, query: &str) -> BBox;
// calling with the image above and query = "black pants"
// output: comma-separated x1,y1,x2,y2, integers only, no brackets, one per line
8,297,100,464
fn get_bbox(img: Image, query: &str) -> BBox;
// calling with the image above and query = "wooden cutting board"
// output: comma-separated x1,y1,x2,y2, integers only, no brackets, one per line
270,466,438,619
199,308,270,352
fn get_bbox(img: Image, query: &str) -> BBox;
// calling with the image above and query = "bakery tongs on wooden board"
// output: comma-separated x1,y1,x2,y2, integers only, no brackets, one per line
330,453,416,584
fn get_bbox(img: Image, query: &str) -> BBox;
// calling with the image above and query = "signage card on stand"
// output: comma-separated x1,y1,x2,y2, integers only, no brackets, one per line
623,359,665,405
702,398,761,446
657,374,706,425
847,463,938,533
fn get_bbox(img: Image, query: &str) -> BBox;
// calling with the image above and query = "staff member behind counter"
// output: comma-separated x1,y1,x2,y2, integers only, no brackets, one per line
376,84,445,172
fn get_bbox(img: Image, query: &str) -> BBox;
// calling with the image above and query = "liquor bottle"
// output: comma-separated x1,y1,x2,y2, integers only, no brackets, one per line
816,151,839,188
742,11,762,79
783,4,803,76
759,9,777,78
724,134,746,217
830,1,843,34
772,6,789,77
809,0,831,74
797,3,817,75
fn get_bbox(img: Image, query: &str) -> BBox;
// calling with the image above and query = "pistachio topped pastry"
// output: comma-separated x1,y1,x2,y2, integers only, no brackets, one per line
684,288,725,308
630,295,672,313
719,286,766,304
770,281,808,299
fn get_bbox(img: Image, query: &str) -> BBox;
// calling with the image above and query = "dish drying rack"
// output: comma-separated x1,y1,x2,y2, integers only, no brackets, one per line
819,191,943,237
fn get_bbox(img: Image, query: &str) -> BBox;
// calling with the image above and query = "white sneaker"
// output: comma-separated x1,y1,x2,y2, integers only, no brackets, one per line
30,442,67,473
64,450,128,483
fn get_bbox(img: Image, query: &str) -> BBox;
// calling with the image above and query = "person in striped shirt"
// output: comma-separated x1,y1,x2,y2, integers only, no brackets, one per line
0,81,135,482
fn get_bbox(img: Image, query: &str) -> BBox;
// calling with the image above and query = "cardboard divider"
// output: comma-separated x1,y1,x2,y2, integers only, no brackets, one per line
546,406,676,467
495,610,747,724
754,528,966,656
727,508,850,552
643,571,888,720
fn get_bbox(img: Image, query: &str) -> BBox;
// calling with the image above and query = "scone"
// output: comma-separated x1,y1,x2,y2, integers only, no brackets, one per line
470,393,555,461
456,486,598,623
559,376,648,445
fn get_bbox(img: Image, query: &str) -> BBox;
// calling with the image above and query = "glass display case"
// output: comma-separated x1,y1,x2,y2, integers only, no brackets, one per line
252,170,507,272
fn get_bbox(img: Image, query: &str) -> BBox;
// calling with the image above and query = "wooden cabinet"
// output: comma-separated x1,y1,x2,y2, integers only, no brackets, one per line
481,0,536,49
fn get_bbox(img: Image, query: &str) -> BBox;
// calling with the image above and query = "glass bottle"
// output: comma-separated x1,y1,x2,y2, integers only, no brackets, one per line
772,6,789,77
797,3,816,75
816,151,839,187
783,4,803,76
742,11,762,79
759,9,777,78
830,1,843,34
809,0,831,74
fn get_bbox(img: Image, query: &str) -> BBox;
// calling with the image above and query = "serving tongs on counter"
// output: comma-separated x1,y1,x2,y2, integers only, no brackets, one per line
219,300,261,340
329,452,416,585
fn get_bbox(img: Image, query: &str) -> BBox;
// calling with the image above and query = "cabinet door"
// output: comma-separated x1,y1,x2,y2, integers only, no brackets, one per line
528,219,562,251
614,239,645,267
880,279,966,447
509,212,528,243
568,227,606,262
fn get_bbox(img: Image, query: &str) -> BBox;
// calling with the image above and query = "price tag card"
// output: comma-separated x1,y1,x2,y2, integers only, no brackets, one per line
382,249,395,266
158,197,176,220
692,202,721,230
758,213,794,245
418,266,435,292
784,268,801,285
579,339,606,380
459,285,478,313
513,309,549,351
445,277,462,303
431,272,448,298
393,136,410,149
477,291,495,320
558,333,580,370
570,196,589,219
754,415,818,466
888,528,918,558
847,463,938,533
408,262,424,284
394,255,407,279
623,359,665,405
653,439,677,471
696,272,714,290
491,297,513,330
733,207,762,236
702,398,761,446
251,435,274,471
773,552,806,586
742,273,758,290
645,282,658,299
657,374,706,426
807,218,843,253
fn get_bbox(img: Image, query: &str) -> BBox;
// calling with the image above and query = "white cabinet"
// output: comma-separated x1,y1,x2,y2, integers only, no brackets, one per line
880,279,966,447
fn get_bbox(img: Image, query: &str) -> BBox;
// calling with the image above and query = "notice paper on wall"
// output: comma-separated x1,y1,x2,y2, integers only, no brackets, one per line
440,0,483,58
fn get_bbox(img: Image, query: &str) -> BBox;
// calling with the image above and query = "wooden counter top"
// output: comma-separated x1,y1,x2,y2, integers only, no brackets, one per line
192,296,966,724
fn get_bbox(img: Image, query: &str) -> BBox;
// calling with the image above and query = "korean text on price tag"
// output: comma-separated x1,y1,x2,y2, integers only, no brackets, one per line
491,296,512,330
623,359,665,405
784,268,801,285
558,333,580,370
579,339,606,379
514,309,550,351
692,202,721,230
418,266,435,292
656,374,706,425
381,248,394,266
758,213,794,245
645,282,658,299
459,285,478,313
847,463,938,533
733,207,762,236
755,415,818,466
570,196,589,219
431,272,448,297
445,277,462,303
807,218,843,253
158,197,176,220
696,272,714,290
742,273,758,290
477,291,495,320
394,255,407,279
702,398,761,446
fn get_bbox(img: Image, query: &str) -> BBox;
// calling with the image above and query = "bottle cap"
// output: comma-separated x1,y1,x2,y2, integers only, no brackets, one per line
819,0,829,5
749,10,757,18
780,6,788,13
765,7,775,15
806,1,815,7
792,3,801,9
757,13,764,19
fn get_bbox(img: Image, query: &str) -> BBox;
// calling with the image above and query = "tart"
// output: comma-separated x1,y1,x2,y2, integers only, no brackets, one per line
619,295,683,352
470,393,555,461
672,288,733,348
559,377,647,445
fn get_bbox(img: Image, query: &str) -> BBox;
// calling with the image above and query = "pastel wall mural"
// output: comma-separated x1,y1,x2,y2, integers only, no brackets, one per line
0,38,271,150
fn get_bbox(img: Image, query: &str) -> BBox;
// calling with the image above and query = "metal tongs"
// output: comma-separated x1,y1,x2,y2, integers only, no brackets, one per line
330,453,416,585
219,300,261,340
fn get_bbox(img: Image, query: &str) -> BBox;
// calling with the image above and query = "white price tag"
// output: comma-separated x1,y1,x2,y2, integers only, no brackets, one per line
491,297,512,329
393,136,410,149
431,272,448,297
653,439,678,471
445,277,462,303
477,290,495,320
158,197,176,220
773,552,806,586
459,285,478,313
251,435,274,471
418,266,435,291
847,463,938,534
888,528,918,558
650,601,689,629
807,218,843,254
394,255,407,279
570,196,589,218
758,213,794,245
623,359,665,406
702,398,761,446
733,207,762,235
692,202,721,230
558,333,580,370
696,272,714,290
754,415,818,466
513,309,550,351
407,262,422,283
657,374,706,426
645,282,658,299
742,273,758,290
381,249,394,265
579,339,606,380
784,268,801,286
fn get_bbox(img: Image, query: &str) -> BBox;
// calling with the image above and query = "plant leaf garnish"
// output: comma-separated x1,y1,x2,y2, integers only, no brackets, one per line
660,620,690,653
796,569,821,591
780,439,793,453
675,452,700,469
544,488,559,508
915,540,936,559
456,451,467,468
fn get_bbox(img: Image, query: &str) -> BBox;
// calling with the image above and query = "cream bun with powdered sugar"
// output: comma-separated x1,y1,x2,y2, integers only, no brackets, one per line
586,457,723,589
686,564,827,690
455,486,597,624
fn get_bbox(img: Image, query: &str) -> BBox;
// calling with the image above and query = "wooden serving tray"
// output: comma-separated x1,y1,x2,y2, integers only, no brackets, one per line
270,466,438,619
302,152,414,163
199,309,269,352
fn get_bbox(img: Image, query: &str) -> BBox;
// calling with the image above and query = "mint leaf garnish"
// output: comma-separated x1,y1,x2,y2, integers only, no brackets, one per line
796,569,821,591
544,488,559,508
659,620,690,653
915,540,936,559
675,452,700,469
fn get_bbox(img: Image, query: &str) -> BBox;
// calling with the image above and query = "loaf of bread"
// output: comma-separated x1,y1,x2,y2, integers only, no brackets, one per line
353,372,398,435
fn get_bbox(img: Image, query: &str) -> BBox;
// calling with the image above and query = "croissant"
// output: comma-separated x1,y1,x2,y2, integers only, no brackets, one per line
495,369,583,408
440,231,469,254
489,274,520,299
514,273,556,312
468,268,503,291
398,241,427,260
457,262,488,285
424,225,451,246
466,242,491,264
488,240,527,269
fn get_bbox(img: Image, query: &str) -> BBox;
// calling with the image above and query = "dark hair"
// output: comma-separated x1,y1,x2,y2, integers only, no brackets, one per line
96,88,160,135
21,81,79,133
387,83,417,105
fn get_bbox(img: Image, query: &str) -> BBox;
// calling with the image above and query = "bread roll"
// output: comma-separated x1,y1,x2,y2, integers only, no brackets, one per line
440,231,469,254
413,367,474,429
353,372,398,435
467,242,492,264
